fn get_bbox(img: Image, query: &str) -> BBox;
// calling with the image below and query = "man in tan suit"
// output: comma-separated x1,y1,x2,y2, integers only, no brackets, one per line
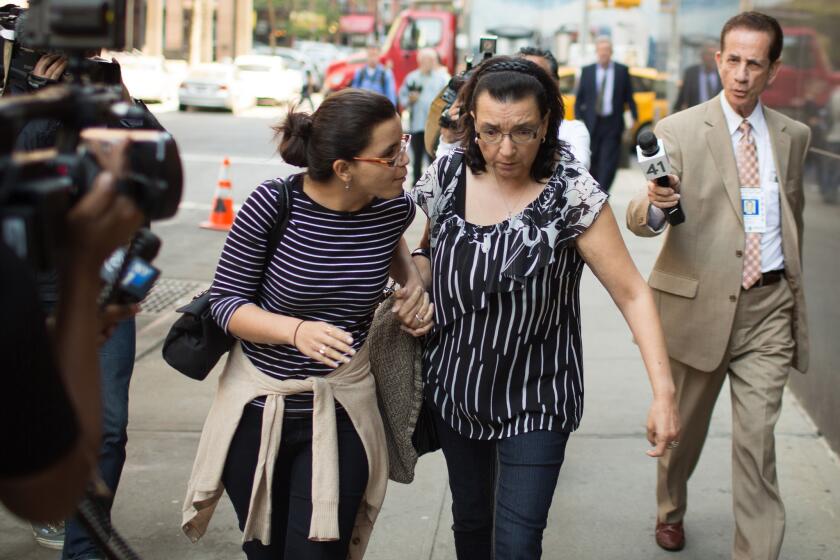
626,12,810,560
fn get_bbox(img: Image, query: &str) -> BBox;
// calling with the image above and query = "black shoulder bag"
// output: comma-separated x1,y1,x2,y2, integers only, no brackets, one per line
162,179,292,380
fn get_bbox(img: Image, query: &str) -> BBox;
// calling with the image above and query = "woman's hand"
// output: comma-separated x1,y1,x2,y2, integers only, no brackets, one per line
294,321,355,369
392,285,434,337
645,395,681,458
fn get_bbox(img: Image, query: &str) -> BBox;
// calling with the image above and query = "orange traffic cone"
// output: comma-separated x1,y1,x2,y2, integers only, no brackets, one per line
201,157,235,231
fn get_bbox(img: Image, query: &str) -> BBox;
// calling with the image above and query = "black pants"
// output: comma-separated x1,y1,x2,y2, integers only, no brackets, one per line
222,406,369,560
590,116,623,192
434,412,570,560
411,131,427,183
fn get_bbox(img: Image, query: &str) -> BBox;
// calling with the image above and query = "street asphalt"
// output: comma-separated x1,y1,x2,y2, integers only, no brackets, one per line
1,106,838,560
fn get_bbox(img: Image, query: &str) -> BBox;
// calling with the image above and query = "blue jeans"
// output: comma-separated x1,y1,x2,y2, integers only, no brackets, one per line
434,412,570,560
63,319,136,560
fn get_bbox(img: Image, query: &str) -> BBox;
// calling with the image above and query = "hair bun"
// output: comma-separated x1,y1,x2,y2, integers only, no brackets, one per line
288,112,313,140
277,110,314,168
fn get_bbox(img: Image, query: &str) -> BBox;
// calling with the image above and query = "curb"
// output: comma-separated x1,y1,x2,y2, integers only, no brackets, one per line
135,310,179,362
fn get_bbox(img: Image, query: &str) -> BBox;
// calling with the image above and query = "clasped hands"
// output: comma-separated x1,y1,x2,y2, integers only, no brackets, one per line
391,280,434,337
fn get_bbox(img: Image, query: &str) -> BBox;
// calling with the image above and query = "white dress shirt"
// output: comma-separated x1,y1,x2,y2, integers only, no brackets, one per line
558,119,591,169
720,95,784,272
649,95,784,272
595,62,615,116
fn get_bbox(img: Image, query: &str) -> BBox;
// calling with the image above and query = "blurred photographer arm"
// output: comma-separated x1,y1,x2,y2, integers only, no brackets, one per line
0,171,143,522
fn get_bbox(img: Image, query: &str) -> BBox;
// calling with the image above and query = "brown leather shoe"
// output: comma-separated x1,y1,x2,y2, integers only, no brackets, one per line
655,520,685,551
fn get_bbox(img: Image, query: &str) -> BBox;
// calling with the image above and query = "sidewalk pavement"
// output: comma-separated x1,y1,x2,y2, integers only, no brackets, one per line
2,169,839,560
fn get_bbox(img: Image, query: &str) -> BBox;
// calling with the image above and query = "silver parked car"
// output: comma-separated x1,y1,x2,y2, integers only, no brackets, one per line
178,64,256,113
234,54,303,105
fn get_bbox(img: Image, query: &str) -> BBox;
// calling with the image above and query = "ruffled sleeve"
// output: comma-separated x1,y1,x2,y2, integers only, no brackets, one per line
410,155,445,217
409,151,462,249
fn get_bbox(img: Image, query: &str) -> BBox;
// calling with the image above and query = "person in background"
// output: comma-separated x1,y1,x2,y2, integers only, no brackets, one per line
518,46,591,168
350,43,397,107
818,88,840,204
399,48,450,183
575,36,637,192
299,68,316,112
626,13,811,558
673,41,722,112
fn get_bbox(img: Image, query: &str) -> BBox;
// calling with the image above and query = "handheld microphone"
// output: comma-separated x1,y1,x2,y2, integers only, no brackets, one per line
636,131,685,226
100,228,162,305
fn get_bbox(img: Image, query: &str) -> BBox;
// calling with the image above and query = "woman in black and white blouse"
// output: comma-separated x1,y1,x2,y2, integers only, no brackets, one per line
409,56,681,559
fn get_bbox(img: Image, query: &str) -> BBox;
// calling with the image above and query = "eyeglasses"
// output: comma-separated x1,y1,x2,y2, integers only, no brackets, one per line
475,128,540,145
353,134,411,167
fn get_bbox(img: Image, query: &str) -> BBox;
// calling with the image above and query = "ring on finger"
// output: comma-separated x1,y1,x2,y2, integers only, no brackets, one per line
667,441,680,449
318,344,326,355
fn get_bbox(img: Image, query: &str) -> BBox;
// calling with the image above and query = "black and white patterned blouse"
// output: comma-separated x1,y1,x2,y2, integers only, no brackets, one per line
411,149,608,439
210,174,415,417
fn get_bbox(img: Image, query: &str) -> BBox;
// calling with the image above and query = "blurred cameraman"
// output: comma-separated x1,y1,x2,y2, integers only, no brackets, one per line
0,163,143,524
7,47,165,556
12,52,165,151
398,48,450,182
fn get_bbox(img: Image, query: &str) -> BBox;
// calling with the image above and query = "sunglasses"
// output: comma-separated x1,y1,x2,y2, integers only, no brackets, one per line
353,134,411,167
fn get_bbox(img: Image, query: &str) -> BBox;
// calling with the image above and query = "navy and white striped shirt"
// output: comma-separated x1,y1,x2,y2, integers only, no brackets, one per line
412,150,608,439
210,174,415,416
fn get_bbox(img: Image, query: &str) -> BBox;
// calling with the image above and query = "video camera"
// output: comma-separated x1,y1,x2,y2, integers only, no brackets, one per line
0,0,126,93
437,35,497,130
0,0,182,306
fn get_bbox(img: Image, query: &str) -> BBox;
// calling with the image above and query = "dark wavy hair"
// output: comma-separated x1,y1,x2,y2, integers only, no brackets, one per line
456,56,564,182
273,89,397,181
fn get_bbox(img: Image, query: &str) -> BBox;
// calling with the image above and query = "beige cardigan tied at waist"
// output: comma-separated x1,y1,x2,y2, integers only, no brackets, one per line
182,342,388,557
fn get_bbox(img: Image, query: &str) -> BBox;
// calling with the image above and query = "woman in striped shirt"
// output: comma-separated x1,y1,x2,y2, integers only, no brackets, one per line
410,57,680,558
205,90,432,559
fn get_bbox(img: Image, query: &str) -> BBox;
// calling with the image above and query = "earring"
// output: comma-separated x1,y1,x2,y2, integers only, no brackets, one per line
541,136,546,144
344,179,352,190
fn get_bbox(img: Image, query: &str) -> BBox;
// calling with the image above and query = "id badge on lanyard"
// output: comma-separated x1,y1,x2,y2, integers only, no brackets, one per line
740,187,766,233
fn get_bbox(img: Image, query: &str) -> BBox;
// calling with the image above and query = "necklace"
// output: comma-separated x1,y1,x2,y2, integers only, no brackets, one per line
491,170,532,221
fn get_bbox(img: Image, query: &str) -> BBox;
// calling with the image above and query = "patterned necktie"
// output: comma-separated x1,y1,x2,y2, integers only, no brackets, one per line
596,69,607,116
736,119,762,289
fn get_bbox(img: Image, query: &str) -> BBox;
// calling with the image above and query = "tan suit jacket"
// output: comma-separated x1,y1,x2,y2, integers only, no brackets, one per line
627,95,810,373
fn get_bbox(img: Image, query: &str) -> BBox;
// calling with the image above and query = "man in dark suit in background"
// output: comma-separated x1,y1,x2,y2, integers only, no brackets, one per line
575,36,637,192
673,42,722,112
